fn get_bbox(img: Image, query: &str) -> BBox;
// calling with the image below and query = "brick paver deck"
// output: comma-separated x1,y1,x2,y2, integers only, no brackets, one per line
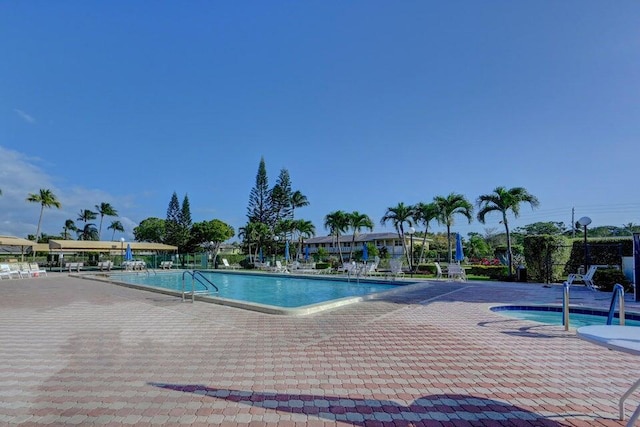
1,273,638,426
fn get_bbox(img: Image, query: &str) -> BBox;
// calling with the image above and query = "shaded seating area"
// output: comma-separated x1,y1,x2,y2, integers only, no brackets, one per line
48,240,178,270
0,262,48,279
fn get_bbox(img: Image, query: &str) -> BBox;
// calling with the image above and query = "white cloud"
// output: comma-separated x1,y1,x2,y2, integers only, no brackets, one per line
13,109,36,124
0,146,137,240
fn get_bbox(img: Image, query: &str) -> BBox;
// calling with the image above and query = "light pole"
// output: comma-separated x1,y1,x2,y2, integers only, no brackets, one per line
577,216,592,274
407,227,415,277
209,241,214,268
274,236,280,265
120,237,125,268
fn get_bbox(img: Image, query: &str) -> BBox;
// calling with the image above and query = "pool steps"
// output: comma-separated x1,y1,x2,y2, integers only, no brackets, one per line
182,270,218,302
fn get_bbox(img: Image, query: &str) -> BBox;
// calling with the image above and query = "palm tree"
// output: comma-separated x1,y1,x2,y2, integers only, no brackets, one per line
108,220,125,240
77,209,97,241
433,193,474,263
477,186,539,277
77,209,97,223
347,211,374,261
239,221,271,262
26,189,62,244
380,202,414,265
77,223,99,241
95,202,118,240
290,190,309,219
292,219,316,259
324,210,349,262
62,219,77,240
412,202,439,263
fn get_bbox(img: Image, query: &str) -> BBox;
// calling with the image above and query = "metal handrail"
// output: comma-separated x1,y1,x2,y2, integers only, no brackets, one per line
607,283,625,326
562,281,570,331
181,270,218,302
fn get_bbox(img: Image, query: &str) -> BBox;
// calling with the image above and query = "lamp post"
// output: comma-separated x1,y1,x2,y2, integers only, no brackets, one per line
120,237,125,268
209,241,214,268
577,216,592,274
407,227,415,277
274,236,280,265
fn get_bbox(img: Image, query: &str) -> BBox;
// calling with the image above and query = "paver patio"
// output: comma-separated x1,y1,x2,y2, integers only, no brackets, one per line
1,272,638,426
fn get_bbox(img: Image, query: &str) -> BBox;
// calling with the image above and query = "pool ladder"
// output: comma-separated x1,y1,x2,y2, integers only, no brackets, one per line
182,270,218,303
562,282,625,330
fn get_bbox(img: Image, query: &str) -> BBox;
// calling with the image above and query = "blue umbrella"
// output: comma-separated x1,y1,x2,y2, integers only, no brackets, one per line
304,246,310,261
284,240,290,262
362,243,368,261
455,233,464,262
258,247,264,263
125,244,133,261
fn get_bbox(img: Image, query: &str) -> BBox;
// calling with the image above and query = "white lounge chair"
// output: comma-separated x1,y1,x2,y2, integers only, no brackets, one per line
97,261,113,271
567,265,598,290
338,262,357,275
159,261,173,269
0,264,19,279
221,258,238,270
66,262,84,272
447,263,467,281
359,261,380,277
273,260,289,273
10,263,28,278
388,259,405,279
434,262,443,279
29,263,47,277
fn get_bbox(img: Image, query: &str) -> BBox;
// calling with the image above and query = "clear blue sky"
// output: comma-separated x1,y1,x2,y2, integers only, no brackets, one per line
1,1,639,242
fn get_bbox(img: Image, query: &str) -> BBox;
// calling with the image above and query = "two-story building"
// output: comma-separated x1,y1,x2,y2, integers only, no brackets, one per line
304,232,428,260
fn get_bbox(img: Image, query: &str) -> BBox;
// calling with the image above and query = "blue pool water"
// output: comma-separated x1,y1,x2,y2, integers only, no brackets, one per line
491,305,640,328
111,271,402,308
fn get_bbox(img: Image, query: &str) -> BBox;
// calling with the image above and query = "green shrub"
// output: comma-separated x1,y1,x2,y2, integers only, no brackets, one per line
523,235,570,283
468,265,509,280
416,264,436,274
593,268,632,292
566,238,632,275
315,262,331,270
239,258,255,269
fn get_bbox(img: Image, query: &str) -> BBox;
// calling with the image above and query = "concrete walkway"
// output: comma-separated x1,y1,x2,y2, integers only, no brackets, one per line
1,273,638,426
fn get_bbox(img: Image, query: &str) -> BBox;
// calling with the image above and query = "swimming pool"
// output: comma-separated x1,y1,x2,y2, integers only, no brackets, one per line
491,305,640,328
104,271,410,314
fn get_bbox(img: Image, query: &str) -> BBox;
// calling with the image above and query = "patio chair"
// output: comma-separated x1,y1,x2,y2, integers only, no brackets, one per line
97,261,113,271
221,258,238,270
0,264,19,279
9,263,28,278
566,265,598,290
360,261,380,277
388,259,404,279
434,262,443,279
447,263,467,281
273,260,289,273
159,261,173,269
29,263,47,277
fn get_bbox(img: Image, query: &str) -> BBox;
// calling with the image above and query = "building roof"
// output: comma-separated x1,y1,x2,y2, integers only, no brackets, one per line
48,240,177,252
306,232,407,244
0,235,35,247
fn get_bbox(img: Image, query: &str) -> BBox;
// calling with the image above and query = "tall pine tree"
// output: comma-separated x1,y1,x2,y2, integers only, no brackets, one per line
165,192,184,250
247,157,274,226
271,168,293,223
177,194,193,252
